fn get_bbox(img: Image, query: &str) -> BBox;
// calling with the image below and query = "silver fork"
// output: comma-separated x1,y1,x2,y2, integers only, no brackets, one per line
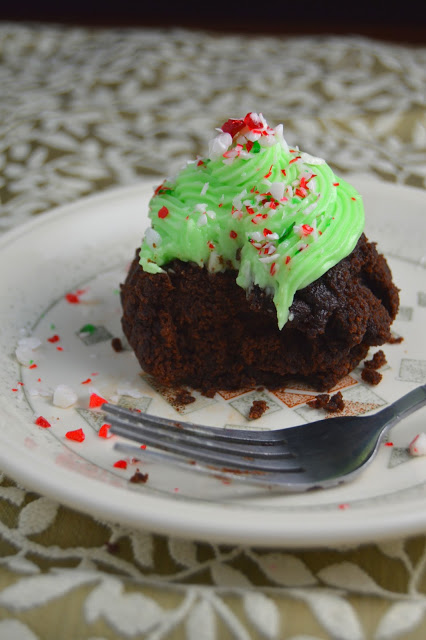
103,385,426,491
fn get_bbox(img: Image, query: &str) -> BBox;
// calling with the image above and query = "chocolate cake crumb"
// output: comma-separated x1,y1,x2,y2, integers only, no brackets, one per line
364,350,387,370
111,337,123,352
308,394,330,410
174,389,196,405
129,469,149,484
308,392,345,412
326,391,345,412
249,400,269,420
201,388,216,398
361,368,383,385
388,334,404,344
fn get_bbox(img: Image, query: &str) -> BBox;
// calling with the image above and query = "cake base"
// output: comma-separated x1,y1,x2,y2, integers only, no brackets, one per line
121,234,399,392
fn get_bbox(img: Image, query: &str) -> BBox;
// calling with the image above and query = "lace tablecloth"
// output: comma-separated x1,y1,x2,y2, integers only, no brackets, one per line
1,24,426,640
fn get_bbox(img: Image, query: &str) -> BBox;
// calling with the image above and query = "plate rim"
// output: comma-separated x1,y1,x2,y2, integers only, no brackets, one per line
1,176,426,548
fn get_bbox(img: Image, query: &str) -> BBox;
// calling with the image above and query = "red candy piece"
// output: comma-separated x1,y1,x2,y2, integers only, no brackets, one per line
29,364,37,370
35,416,51,429
65,293,80,304
66,428,85,442
114,460,127,469
221,118,245,138
47,335,60,343
264,165,273,179
154,181,166,195
244,112,264,131
98,423,111,438
301,224,314,236
158,206,169,219
229,230,237,239
89,393,107,408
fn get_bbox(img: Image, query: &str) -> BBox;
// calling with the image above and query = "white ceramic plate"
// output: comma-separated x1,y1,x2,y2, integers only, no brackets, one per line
1,177,425,548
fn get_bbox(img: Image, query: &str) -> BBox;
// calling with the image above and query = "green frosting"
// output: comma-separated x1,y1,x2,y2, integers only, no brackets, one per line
139,113,364,329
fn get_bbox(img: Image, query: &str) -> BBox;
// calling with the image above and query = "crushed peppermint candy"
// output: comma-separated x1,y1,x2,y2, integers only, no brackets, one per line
116,383,143,398
53,384,78,408
35,416,51,429
139,112,365,329
144,227,162,249
89,392,107,408
208,132,232,160
65,289,87,304
294,223,315,238
269,182,285,201
28,383,52,398
15,336,42,366
98,423,111,438
158,206,169,219
114,460,128,469
409,433,426,456
299,151,325,165
65,428,85,442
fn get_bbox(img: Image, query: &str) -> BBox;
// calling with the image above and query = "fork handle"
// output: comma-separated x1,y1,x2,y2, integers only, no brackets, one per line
378,384,426,430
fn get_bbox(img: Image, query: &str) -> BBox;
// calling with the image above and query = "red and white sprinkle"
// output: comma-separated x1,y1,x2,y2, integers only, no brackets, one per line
409,433,426,456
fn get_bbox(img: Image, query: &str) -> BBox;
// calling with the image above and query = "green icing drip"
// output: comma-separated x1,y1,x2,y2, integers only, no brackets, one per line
139,117,364,329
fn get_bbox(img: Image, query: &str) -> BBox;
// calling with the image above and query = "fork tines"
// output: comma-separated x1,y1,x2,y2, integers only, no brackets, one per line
102,403,302,474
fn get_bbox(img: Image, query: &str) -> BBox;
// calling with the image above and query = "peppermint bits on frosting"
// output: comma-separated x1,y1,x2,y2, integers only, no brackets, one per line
208,132,232,160
139,112,365,329
144,227,162,249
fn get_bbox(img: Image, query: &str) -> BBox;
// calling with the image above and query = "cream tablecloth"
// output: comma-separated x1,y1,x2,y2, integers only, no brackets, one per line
1,23,426,640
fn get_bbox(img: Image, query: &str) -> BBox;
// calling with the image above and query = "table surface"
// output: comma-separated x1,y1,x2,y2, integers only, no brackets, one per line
1,22,426,640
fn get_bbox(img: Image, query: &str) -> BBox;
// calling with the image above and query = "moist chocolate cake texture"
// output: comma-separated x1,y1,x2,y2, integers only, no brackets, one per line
121,233,399,392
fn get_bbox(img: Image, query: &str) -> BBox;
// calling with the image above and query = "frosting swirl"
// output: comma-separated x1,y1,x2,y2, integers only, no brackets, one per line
139,113,364,328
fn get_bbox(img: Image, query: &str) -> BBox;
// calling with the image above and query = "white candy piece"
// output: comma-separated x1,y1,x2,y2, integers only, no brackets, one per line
144,227,162,249
409,433,426,456
15,346,34,366
269,182,285,202
53,384,78,408
28,386,52,398
15,336,42,366
208,132,232,160
116,384,143,399
299,151,325,165
18,336,42,350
